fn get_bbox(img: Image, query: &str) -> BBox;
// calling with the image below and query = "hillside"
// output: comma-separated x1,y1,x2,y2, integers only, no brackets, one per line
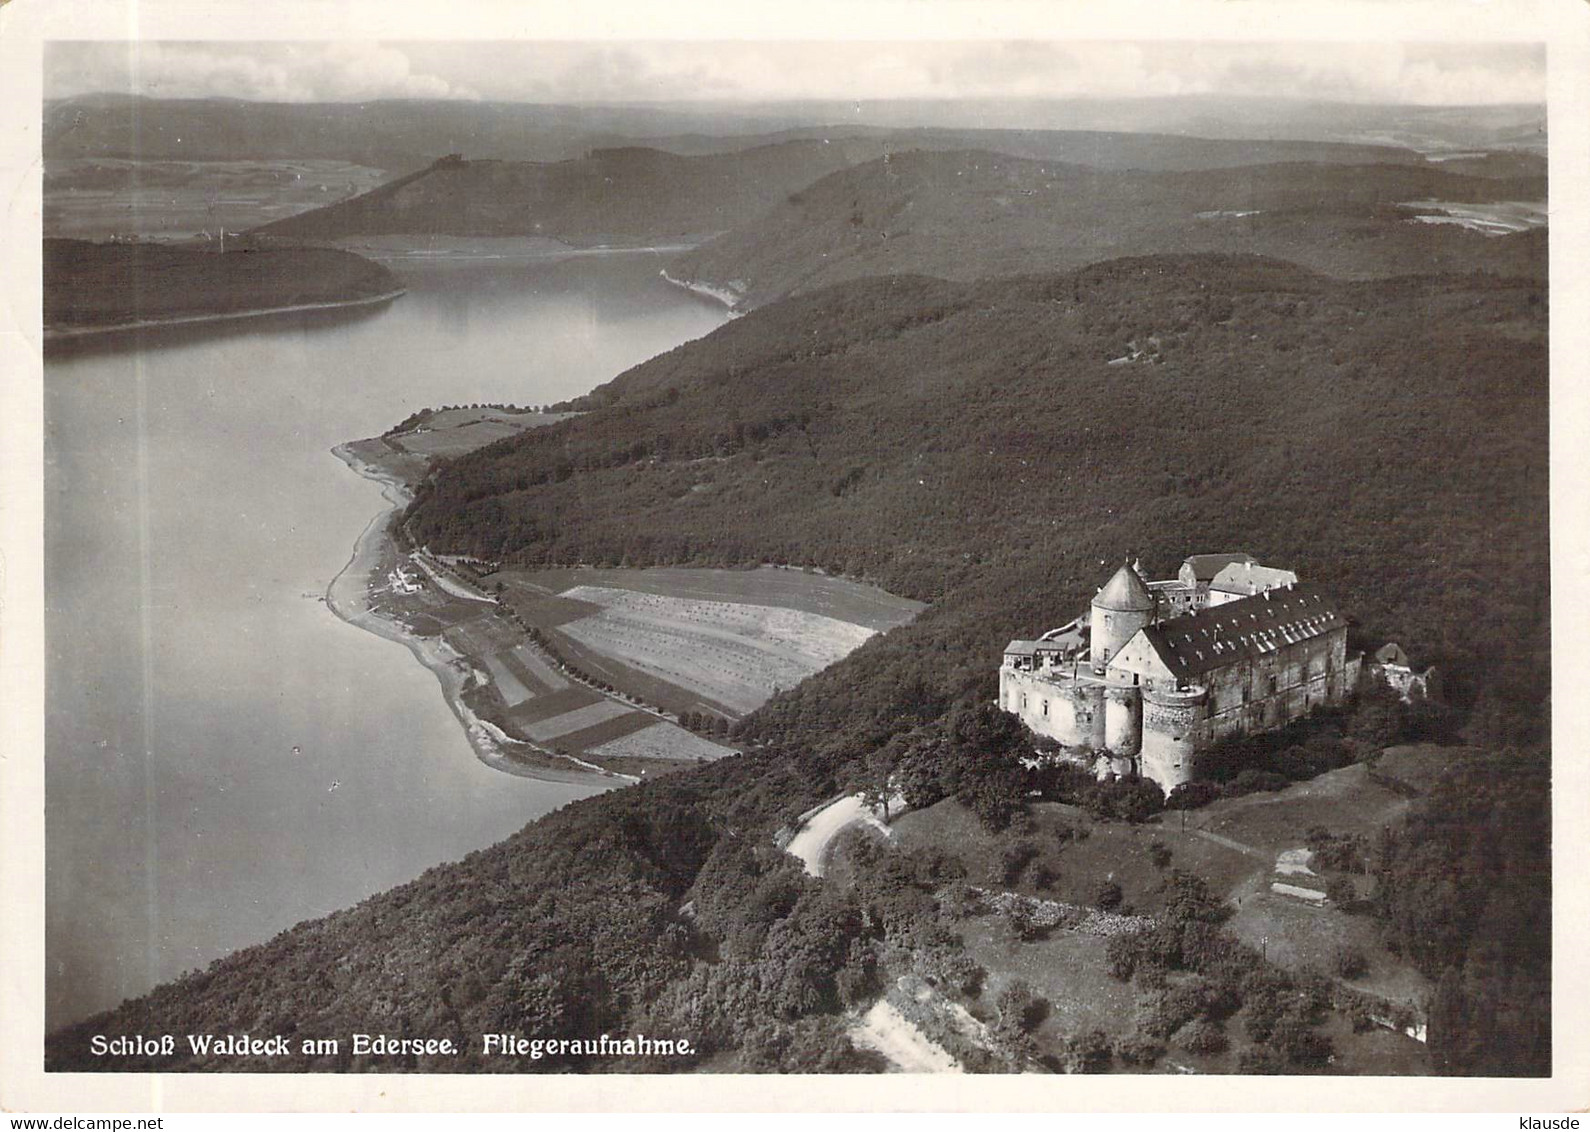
251,144,889,244
669,150,1546,307
45,255,1548,1074
43,238,401,335
251,134,1488,247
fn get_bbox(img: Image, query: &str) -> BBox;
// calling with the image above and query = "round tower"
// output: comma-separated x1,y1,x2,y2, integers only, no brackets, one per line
1090,558,1156,673
1140,684,1208,794
1105,681,1142,757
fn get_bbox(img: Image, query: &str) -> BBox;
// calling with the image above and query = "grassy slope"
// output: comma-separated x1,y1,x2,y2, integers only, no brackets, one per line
669,150,1545,306
42,238,400,329
44,253,1547,1072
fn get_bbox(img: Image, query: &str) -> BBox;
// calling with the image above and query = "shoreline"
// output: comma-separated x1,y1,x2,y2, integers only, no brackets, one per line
325,443,631,790
658,269,744,315
43,287,408,342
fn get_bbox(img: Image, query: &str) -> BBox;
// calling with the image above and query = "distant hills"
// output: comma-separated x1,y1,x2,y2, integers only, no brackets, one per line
44,92,1546,171
670,149,1546,307
250,144,887,244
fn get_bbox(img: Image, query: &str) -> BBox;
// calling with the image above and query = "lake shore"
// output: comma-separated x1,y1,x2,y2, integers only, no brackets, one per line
659,269,744,314
44,287,408,343
326,443,630,789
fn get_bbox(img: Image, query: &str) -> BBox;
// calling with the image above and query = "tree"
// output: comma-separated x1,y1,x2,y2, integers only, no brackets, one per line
1093,880,1124,911
994,979,1049,1036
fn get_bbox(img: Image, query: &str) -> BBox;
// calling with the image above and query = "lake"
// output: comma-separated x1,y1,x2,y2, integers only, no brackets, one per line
43,250,730,1029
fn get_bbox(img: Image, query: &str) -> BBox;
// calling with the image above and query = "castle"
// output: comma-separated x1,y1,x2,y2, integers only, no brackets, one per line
1000,554,1362,794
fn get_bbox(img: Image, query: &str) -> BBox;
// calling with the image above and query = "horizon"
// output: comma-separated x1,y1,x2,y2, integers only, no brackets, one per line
44,41,1545,108
47,89,1550,109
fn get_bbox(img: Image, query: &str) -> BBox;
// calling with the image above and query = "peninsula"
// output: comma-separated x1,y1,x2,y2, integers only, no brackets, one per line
43,237,404,343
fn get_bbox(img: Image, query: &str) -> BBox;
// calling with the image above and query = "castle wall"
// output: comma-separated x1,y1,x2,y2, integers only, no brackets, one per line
1198,627,1351,743
1000,666,1104,749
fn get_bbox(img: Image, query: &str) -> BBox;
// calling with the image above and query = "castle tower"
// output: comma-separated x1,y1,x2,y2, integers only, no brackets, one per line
1091,559,1156,673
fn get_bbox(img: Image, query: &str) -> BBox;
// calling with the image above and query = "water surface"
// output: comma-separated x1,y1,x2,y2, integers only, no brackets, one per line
45,251,729,1028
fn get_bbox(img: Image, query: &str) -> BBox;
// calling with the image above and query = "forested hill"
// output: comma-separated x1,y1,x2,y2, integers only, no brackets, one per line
251,143,887,243
43,238,400,333
669,150,1546,307
46,255,1548,1073
411,255,1546,714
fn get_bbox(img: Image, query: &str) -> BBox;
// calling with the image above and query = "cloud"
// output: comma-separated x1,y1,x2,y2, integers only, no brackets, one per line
47,42,478,102
46,39,1542,107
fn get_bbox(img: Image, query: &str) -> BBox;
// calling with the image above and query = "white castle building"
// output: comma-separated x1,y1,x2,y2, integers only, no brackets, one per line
1000,554,1361,794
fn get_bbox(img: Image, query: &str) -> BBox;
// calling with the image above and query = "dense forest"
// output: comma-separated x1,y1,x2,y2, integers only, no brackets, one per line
45,252,1549,1074
670,150,1544,307
410,254,1546,724
42,238,400,331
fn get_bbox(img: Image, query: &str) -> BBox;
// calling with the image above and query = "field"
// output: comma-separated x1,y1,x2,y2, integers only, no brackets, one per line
554,585,875,714
588,721,738,763
490,567,923,719
366,543,735,775
44,159,390,240
385,407,579,461
517,565,926,631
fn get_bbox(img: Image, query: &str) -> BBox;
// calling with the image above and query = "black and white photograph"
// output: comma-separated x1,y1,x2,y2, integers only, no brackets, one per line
2,0,1585,1114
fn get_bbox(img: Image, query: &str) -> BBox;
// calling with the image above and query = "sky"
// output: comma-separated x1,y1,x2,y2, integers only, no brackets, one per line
44,40,1546,107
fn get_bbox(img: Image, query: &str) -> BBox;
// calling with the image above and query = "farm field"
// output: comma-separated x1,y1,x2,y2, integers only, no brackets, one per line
44,158,390,239
516,565,926,631
553,584,880,715
589,721,735,763
386,407,578,461
493,565,922,717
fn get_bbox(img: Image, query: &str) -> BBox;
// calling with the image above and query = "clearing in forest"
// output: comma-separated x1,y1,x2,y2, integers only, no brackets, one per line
556,584,878,714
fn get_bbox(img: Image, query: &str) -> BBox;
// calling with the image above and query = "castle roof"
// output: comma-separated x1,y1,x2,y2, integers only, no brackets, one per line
1137,585,1347,681
1211,561,1300,596
1374,642,1411,667
1004,640,1041,657
1093,561,1155,613
1182,552,1256,582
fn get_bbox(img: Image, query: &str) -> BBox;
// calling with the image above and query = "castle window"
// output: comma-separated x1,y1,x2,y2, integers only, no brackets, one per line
1042,699,1049,718
1021,693,1028,711
1267,674,1278,696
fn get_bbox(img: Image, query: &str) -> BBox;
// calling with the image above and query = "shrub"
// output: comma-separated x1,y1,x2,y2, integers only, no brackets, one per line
1223,769,1291,797
1106,931,1142,981
1275,1017,1335,1068
1177,1019,1230,1055
996,839,1040,887
1082,777,1166,823
1065,1029,1114,1073
995,979,1049,1034
1148,840,1173,868
938,881,985,921
1113,1034,1165,1067
1159,870,1230,925
1166,780,1221,810
1003,901,1050,943
1333,945,1370,979
1094,880,1124,911
922,949,986,999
